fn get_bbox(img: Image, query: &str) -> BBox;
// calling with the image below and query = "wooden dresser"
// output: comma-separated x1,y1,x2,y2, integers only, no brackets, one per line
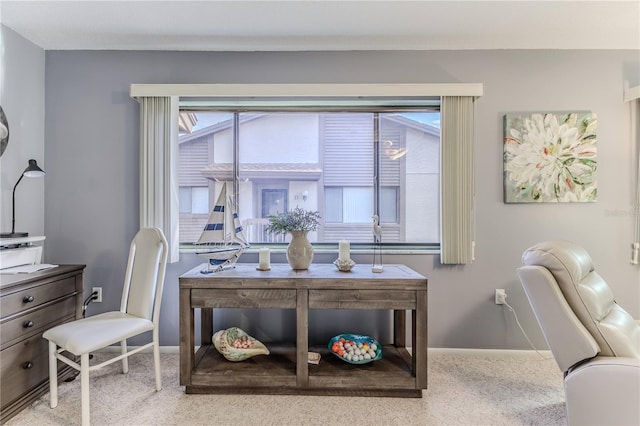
0,265,84,423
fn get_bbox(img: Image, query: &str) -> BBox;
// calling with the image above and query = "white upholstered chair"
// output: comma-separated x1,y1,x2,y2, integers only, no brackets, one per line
517,240,640,426
43,227,168,426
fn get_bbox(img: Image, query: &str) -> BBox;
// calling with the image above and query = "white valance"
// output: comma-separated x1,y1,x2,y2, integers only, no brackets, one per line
130,83,483,98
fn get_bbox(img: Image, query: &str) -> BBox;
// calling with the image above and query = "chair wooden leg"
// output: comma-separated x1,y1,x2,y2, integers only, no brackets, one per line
48,341,58,408
153,338,161,391
80,353,90,426
120,339,129,373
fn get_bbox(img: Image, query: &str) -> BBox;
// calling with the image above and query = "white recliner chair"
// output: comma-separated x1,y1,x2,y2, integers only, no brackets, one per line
517,240,640,426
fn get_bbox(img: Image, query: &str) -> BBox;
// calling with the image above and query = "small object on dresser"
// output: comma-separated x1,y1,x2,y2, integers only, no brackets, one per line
328,333,383,364
372,215,383,272
265,207,321,271
196,183,249,274
338,240,350,261
257,247,271,270
1,159,45,238
308,351,321,365
333,258,356,272
213,327,269,362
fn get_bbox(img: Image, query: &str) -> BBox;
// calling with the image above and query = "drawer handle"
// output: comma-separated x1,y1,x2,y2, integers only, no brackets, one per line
23,362,33,370
23,320,34,328
23,295,35,303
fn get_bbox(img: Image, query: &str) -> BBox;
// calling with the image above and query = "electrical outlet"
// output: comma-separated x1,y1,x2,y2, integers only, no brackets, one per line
91,287,103,303
495,289,507,305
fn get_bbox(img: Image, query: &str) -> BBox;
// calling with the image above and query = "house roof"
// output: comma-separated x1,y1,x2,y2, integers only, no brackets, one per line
179,112,439,144
178,112,197,134
202,163,323,181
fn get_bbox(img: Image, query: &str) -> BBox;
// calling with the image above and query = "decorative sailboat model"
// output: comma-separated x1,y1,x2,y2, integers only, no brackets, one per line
195,183,249,274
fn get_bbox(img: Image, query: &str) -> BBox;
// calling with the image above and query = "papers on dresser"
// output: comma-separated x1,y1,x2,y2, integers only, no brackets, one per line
0,264,58,274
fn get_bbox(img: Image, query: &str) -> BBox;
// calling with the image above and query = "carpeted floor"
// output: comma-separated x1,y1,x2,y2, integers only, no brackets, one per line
6,349,565,426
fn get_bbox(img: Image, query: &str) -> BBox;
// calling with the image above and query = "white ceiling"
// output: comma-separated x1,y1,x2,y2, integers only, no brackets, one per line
1,1,638,51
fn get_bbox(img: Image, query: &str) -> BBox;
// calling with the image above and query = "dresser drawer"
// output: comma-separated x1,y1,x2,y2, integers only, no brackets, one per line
1,297,76,347
0,332,50,408
1,276,77,318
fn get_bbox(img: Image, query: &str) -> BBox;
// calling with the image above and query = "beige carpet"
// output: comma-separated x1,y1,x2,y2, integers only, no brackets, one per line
6,349,565,426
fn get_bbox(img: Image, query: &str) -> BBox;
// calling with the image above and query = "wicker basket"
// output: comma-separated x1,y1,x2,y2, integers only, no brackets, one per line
212,327,270,362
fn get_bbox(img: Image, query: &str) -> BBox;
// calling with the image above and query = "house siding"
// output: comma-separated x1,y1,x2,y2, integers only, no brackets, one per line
322,113,373,186
179,135,210,187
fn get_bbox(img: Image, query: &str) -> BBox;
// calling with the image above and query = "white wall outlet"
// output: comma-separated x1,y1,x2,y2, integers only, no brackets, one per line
495,289,507,305
91,287,103,303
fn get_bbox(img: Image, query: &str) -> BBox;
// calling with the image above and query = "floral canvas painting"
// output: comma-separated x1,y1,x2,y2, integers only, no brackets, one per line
503,111,597,203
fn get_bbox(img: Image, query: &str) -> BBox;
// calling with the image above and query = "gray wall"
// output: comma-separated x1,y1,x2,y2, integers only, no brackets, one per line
0,25,45,237
8,41,638,349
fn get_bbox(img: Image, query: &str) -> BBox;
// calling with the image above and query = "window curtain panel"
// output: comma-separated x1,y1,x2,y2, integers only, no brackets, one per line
632,97,640,265
138,96,179,263
440,96,475,264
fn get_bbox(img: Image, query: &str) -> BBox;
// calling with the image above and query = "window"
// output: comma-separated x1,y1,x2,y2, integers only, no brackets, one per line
325,187,374,223
133,84,480,263
178,109,440,245
179,187,209,214
380,187,399,223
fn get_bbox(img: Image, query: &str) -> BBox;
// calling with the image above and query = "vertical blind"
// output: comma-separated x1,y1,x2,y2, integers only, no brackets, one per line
440,96,475,264
138,96,180,263
632,97,640,264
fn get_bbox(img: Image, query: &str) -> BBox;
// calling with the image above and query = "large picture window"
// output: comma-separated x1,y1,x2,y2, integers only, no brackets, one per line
133,84,480,263
178,109,440,245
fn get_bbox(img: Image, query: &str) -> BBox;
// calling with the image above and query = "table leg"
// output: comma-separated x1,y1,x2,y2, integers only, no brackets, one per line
394,310,406,348
415,289,428,389
179,287,193,387
296,289,309,387
201,308,213,345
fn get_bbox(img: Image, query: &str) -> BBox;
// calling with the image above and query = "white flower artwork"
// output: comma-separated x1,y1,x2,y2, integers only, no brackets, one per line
503,111,597,203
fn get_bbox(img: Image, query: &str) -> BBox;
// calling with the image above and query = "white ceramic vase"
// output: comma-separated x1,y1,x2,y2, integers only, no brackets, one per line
286,230,314,270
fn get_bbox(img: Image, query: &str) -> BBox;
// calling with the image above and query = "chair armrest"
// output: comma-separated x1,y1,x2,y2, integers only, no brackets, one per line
565,357,640,426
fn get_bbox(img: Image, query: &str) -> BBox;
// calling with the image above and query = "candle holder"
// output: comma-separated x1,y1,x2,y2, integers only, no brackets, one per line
333,258,356,272
257,247,271,271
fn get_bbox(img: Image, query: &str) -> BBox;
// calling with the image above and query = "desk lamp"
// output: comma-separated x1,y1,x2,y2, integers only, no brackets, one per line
1,159,45,238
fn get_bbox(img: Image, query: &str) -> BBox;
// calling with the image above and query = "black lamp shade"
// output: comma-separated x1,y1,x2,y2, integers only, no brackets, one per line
1,159,46,239
23,159,45,178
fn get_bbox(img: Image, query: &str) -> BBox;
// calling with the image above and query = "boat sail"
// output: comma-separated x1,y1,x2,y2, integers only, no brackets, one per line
195,183,249,273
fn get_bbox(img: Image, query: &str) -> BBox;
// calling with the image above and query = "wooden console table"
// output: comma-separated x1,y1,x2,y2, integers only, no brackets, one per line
179,263,427,397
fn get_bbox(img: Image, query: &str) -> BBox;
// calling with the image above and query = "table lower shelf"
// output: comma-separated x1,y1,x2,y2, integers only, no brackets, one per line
187,344,423,397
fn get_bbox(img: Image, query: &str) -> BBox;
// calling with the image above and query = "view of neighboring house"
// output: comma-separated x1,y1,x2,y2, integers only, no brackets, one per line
178,112,440,244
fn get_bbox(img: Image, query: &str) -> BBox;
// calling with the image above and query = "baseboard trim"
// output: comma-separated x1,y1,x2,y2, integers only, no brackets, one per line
429,347,553,357
96,346,552,357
